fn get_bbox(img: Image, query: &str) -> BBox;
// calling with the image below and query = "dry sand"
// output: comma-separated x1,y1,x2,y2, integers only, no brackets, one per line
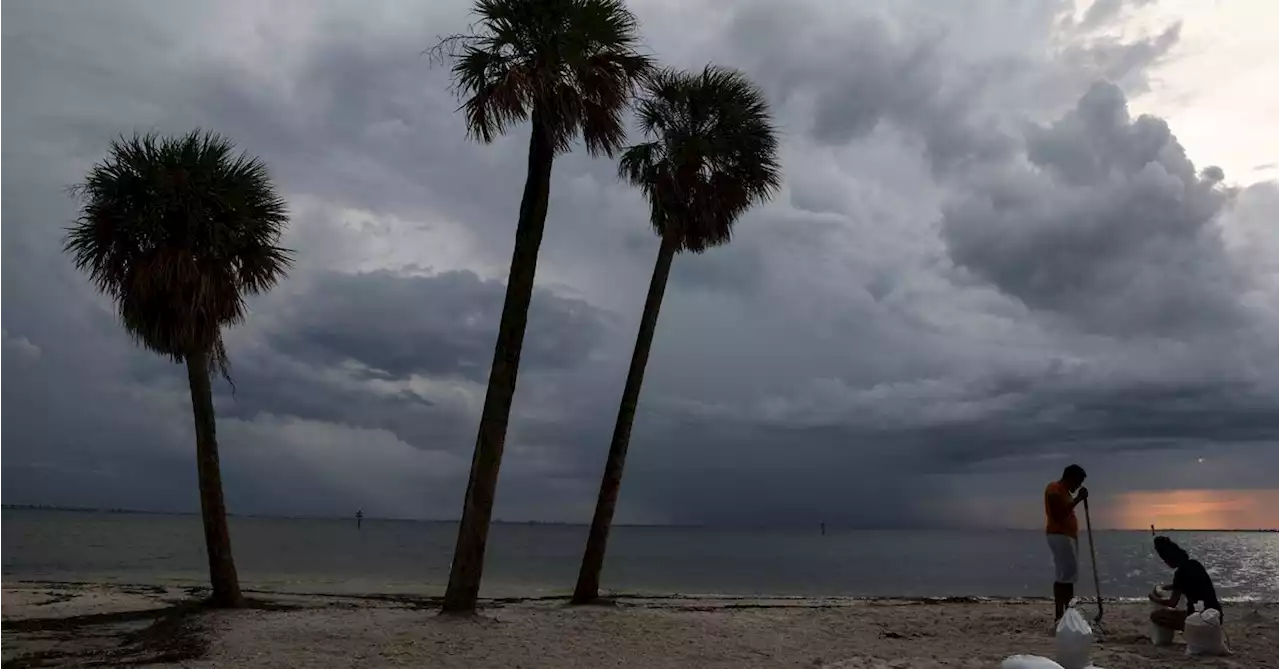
2,581,1274,668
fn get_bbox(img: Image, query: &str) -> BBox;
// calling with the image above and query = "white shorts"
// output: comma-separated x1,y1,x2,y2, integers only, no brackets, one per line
1047,534,1078,584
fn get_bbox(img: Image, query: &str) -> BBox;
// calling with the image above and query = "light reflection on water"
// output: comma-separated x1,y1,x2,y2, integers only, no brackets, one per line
1090,528,1277,602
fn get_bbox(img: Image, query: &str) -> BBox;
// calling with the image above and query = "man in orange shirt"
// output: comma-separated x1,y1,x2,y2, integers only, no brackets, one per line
1045,464,1088,623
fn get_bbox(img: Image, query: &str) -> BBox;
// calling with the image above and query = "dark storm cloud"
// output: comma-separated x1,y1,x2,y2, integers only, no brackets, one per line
0,0,632,520
189,39,523,227
3,0,1275,528
720,4,1020,175
664,240,766,295
186,21,742,301
213,352,455,447
658,363,1275,463
941,81,1254,337
628,410,956,527
265,270,610,381
189,267,617,479
714,0,1182,176
621,371,1278,526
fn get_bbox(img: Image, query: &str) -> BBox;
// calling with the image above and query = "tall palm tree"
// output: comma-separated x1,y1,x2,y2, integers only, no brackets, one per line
572,66,781,604
434,0,651,614
65,130,292,608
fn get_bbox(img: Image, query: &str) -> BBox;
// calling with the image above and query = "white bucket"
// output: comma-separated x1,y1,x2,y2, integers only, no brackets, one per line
1149,587,1175,646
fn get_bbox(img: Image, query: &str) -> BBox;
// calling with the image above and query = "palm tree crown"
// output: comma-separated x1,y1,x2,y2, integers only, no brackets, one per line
619,65,782,252
65,130,292,374
444,0,653,155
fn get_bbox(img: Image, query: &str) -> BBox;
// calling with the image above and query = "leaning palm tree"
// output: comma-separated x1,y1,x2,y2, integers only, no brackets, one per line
572,66,781,604
432,0,651,614
65,130,292,608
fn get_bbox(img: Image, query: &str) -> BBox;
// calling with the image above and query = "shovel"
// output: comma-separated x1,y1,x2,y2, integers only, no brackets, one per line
1083,497,1105,632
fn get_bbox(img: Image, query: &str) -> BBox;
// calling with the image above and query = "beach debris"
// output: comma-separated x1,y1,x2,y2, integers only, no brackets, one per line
1184,601,1231,656
877,629,924,640
1054,602,1094,669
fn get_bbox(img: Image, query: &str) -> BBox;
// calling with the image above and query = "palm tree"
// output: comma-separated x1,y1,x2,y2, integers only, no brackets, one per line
572,66,781,604
433,0,651,614
65,130,292,608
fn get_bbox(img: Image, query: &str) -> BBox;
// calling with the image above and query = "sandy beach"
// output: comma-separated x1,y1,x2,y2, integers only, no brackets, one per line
2,581,1274,668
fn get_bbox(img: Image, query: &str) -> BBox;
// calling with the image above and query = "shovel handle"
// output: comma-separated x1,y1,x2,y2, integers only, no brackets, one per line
1083,498,1104,623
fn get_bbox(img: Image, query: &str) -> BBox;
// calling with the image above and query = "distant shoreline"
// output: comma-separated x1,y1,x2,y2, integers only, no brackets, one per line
4,578,1277,605
3,505,1277,532
0,505,695,528
2,509,1280,534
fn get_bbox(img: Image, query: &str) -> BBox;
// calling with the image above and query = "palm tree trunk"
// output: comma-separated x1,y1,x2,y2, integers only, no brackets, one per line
442,108,556,615
572,228,679,604
185,346,244,608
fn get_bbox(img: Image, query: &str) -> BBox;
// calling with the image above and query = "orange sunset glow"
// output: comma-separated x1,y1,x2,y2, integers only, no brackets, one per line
1109,489,1279,530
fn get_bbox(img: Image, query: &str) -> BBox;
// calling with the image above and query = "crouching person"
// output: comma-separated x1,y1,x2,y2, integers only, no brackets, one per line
1148,536,1223,631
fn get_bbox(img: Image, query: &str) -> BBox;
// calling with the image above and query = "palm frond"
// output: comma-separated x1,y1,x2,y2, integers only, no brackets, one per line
432,0,654,155
622,65,781,253
65,129,293,376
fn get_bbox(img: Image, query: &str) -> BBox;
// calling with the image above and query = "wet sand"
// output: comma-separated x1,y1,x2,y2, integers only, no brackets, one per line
3,581,1274,668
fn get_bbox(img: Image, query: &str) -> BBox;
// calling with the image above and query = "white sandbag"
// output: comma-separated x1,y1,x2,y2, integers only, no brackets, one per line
1054,603,1094,669
1148,587,1175,646
1184,602,1231,656
1001,655,1064,669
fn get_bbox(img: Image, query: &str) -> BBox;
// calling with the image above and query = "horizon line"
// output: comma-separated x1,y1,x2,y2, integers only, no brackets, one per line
4,504,1275,532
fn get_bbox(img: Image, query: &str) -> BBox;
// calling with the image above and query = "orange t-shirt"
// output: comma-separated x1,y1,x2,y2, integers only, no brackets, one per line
1044,481,1078,538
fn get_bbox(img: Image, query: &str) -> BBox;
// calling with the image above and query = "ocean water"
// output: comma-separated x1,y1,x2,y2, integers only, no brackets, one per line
3,509,1276,602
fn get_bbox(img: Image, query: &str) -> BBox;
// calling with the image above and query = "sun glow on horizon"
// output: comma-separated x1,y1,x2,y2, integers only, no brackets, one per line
1110,489,1279,530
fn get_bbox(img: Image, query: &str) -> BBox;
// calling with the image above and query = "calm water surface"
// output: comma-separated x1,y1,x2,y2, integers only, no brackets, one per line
4,510,1275,601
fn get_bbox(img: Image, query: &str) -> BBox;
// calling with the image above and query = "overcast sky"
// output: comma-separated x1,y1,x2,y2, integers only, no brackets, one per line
3,0,1276,530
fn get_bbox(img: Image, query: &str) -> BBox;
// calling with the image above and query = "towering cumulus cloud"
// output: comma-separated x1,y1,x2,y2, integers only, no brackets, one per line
943,82,1268,339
